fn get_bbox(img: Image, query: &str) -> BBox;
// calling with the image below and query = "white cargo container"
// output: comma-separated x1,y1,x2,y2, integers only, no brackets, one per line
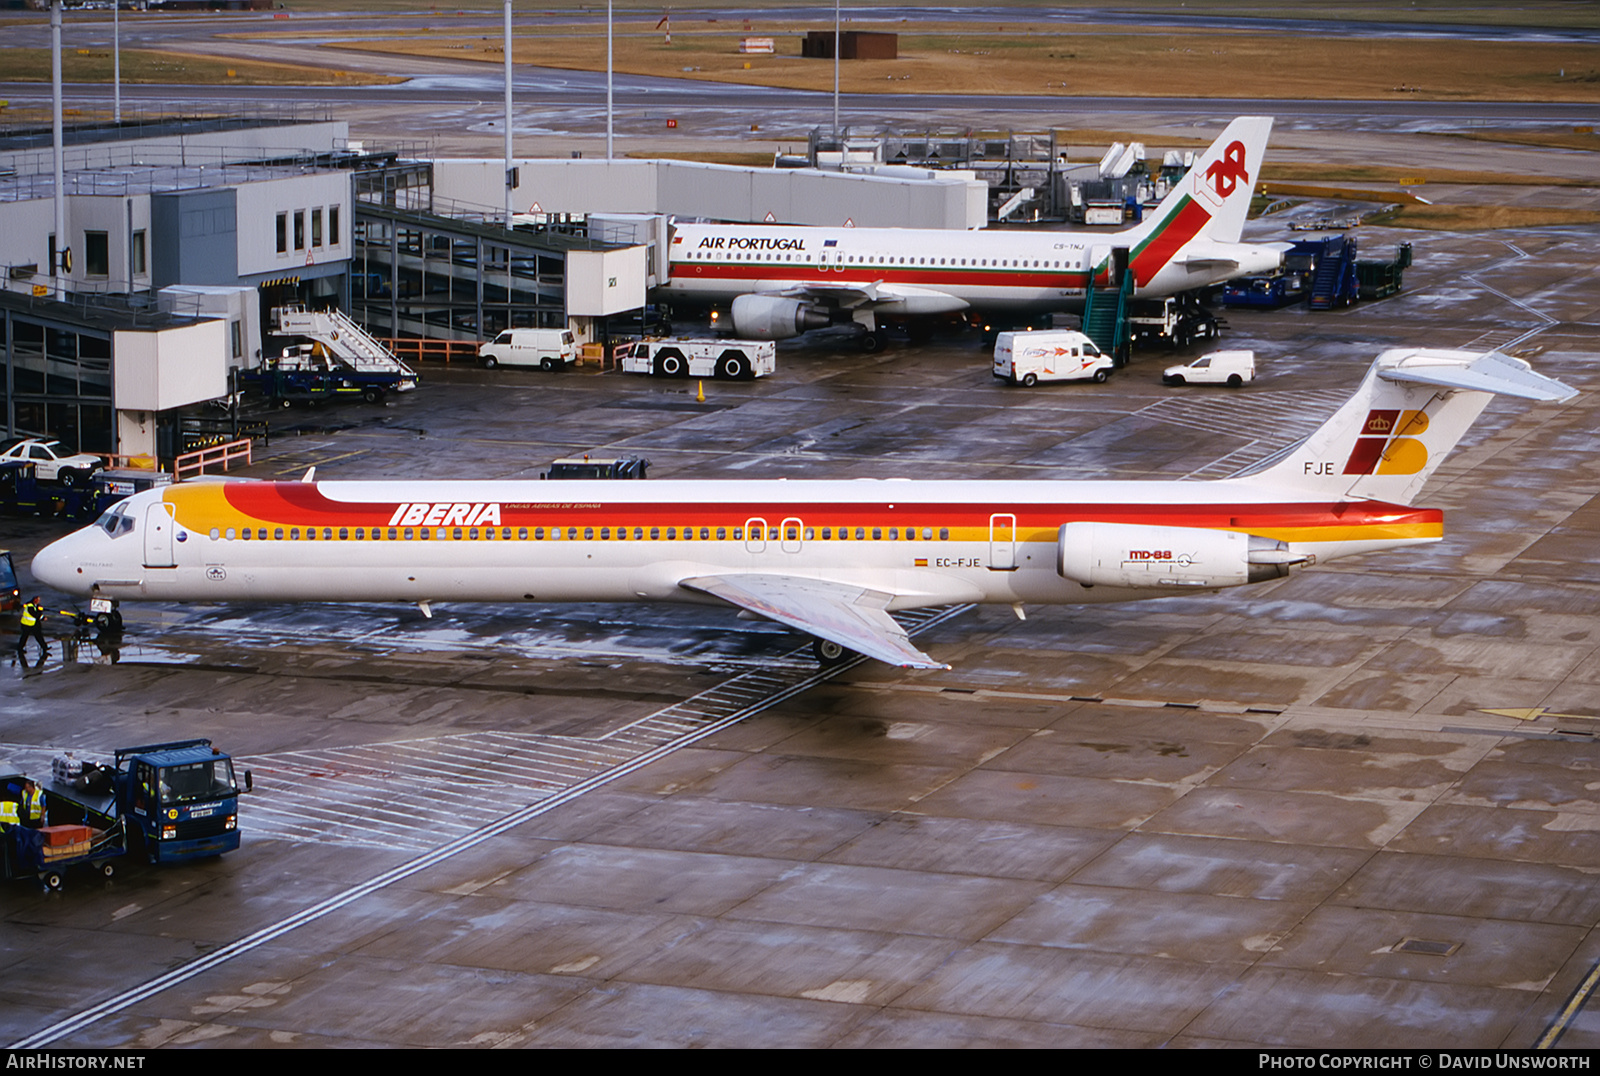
993,330,1114,387
618,338,775,380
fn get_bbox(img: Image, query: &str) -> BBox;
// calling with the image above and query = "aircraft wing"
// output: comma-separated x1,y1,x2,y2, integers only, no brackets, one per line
772,280,971,317
680,573,949,670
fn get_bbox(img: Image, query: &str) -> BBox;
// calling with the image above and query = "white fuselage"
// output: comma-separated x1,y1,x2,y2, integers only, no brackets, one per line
661,223,1283,313
32,476,1439,614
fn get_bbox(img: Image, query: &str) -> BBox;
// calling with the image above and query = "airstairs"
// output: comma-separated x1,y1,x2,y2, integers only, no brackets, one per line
272,305,417,379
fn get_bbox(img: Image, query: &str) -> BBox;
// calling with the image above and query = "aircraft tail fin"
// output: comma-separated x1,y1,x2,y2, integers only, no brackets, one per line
1130,116,1272,251
1235,349,1576,505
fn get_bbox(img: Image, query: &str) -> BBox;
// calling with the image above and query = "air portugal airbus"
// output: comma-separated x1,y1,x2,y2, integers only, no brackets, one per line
34,349,1574,671
662,116,1285,348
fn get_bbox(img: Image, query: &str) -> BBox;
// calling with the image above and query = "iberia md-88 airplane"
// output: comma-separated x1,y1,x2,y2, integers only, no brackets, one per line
661,116,1285,349
33,349,1574,670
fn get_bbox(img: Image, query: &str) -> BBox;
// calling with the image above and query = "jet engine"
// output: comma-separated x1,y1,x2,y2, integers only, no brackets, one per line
730,295,832,340
1057,521,1311,590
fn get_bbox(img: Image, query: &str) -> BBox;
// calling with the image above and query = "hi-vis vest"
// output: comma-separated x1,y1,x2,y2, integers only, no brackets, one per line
20,602,41,627
23,786,42,822
0,800,18,826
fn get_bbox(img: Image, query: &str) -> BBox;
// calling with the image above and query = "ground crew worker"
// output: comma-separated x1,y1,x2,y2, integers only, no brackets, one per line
0,798,18,830
20,780,43,829
16,597,47,658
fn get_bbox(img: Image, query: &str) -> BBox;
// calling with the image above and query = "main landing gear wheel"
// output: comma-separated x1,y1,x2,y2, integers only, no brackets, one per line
812,638,856,666
859,332,885,354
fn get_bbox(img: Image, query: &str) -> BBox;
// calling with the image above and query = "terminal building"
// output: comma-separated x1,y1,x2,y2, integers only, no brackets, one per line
0,108,985,465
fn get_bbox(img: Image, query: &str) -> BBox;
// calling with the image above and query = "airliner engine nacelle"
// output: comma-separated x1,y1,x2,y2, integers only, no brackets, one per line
1057,522,1310,590
730,295,832,340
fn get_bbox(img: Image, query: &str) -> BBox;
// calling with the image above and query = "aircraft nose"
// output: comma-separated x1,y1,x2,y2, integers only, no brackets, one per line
32,533,91,595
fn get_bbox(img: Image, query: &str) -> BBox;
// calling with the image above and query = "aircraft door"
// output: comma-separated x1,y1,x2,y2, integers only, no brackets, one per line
988,513,1017,571
780,516,804,554
144,502,177,568
744,516,768,553
1088,245,1110,291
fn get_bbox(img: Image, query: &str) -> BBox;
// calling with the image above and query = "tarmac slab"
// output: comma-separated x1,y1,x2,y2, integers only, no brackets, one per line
4,174,1600,1051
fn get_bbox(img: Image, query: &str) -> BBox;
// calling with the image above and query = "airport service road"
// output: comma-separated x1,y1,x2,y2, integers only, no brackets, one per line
3,221,1600,1047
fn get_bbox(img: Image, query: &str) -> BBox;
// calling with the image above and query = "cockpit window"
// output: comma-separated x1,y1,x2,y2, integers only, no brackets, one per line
97,505,135,538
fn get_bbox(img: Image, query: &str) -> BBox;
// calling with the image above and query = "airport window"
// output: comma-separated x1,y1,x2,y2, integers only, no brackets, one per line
567,528,577,540
699,527,708,540
822,528,831,540
583,527,593,540
940,528,949,540
650,527,660,540
293,211,305,251
403,528,413,539
786,527,798,541
387,528,397,540
922,528,932,540
889,528,898,540
599,527,609,540
665,528,676,540
716,527,726,540
306,528,316,541
329,205,340,246
210,528,220,540
131,229,146,275
85,232,109,278
240,529,250,541
634,528,644,540
227,528,236,540
276,213,287,254
312,208,324,248
804,528,814,541
852,528,863,540
290,528,299,540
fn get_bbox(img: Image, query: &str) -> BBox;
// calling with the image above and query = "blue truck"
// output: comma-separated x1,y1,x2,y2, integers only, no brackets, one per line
105,740,252,864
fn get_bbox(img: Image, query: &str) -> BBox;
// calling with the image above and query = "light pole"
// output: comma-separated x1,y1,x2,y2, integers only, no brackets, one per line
52,0,67,298
606,0,613,160
503,0,513,227
113,0,121,125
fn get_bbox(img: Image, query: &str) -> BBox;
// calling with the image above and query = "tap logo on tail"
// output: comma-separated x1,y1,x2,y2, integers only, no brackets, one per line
1199,140,1250,208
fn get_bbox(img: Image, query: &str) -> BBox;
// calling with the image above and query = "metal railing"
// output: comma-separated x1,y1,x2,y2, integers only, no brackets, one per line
379,337,480,365
173,438,252,482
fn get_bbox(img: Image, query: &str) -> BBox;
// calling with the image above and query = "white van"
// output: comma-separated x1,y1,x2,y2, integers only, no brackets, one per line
479,328,577,371
1162,349,1256,387
993,330,1114,386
